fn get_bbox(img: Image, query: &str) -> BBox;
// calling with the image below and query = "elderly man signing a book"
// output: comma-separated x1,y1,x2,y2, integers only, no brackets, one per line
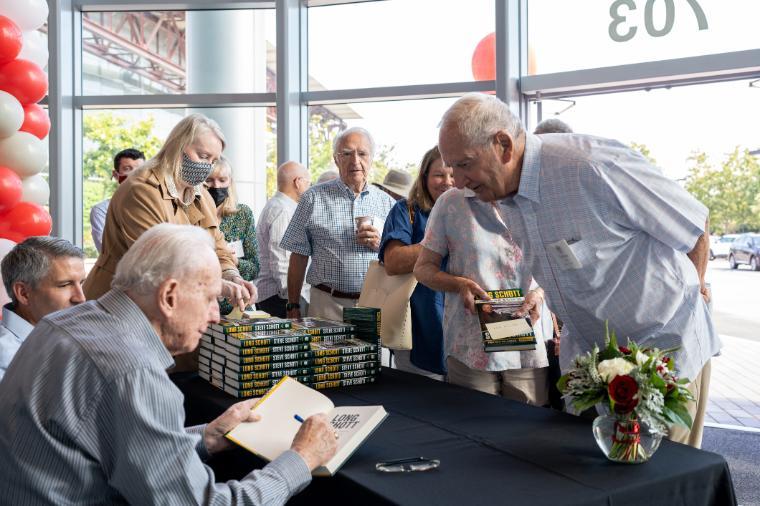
0,223,337,505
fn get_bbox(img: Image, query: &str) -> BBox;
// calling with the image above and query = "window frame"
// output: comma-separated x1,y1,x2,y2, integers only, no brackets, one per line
47,0,760,245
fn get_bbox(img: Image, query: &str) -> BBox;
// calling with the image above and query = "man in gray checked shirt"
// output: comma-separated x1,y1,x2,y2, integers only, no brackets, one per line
0,223,337,505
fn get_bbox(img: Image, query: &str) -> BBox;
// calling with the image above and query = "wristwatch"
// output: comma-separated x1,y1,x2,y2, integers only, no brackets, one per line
285,302,300,311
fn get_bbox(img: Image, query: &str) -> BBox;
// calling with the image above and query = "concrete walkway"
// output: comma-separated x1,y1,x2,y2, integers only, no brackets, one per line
706,335,760,431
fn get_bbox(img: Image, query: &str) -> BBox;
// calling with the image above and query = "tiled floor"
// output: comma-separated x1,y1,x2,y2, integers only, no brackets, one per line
706,335,760,430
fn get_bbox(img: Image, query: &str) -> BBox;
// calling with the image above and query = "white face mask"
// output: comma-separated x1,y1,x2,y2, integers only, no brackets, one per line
180,153,214,186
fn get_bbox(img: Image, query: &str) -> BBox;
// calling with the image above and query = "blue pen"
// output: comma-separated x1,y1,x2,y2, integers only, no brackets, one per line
294,414,305,423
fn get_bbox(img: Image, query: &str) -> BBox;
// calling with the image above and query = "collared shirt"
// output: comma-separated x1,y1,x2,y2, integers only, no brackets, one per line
422,188,549,372
0,304,33,381
89,198,110,254
255,191,310,302
498,134,721,381
281,178,396,294
165,172,203,206
379,199,446,375
0,289,311,505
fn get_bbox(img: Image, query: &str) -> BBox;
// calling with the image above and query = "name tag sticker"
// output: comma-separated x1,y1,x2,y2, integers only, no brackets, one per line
229,240,245,258
547,239,582,270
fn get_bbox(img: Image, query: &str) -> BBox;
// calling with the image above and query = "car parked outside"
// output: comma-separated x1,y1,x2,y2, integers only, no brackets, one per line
711,234,739,260
728,233,760,271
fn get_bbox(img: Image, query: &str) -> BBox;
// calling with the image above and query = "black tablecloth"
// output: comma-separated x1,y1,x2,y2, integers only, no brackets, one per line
175,369,737,506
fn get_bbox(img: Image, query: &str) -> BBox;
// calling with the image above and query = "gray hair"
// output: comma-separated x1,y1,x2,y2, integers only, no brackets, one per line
440,93,525,147
1,236,84,305
534,118,573,135
332,127,376,160
112,224,215,295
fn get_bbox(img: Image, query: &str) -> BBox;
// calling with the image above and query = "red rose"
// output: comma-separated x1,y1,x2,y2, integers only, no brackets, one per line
618,346,631,354
608,375,639,414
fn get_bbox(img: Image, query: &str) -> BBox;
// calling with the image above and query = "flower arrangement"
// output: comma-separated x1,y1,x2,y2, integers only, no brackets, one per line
558,324,694,462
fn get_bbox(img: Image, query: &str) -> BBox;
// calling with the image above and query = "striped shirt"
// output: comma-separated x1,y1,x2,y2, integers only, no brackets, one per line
280,178,396,293
0,304,33,381
498,134,721,380
0,289,311,505
255,191,310,302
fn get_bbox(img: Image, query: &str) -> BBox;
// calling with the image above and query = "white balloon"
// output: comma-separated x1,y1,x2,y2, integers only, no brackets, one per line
19,30,48,69
0,238,15,308
21,173,48,205
0,0,49,31
0,91,23,139
0,131,47,178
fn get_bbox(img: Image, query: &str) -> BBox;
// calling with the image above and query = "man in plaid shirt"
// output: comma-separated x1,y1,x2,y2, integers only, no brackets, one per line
281,127,395,321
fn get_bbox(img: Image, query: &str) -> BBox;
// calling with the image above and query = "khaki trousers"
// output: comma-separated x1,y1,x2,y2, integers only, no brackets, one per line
392,350,445,381
308,288,393,367
668,360,711,449
447,356,549,407
307,288,356,321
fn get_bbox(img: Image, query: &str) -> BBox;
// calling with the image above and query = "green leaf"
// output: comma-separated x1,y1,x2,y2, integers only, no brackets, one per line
572,393,605,413
650,372,666,390
556,375,569,393
664,400,693,428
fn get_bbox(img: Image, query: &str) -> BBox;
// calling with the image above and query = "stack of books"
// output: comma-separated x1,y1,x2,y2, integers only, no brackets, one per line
475,289,537,352
342,306,381,346
198,317,381,398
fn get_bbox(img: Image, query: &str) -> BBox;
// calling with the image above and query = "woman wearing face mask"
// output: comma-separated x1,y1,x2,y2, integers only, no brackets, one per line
205,157,260,316
83,114,256,313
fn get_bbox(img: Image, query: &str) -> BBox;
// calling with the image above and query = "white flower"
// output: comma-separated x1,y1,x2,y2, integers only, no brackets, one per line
635,350,649,366
597,358,635,382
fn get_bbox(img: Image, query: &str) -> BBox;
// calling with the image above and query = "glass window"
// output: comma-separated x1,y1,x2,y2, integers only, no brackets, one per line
528,80,760,181
308,98,458,184
82,10,275,95
308,0,494,89
82,107,274,258
528,0,759,74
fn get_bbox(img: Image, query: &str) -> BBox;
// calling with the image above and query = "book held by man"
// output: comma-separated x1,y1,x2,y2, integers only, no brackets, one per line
475,289,537,352
225,376,387,476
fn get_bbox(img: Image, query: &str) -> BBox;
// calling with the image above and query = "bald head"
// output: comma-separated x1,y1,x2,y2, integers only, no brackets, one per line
277,161,311,200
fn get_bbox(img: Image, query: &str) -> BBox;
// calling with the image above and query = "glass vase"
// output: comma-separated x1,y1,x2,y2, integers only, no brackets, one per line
592,414,662,464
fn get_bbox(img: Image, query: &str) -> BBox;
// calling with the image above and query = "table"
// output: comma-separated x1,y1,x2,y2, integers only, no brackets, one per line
177,369,737,506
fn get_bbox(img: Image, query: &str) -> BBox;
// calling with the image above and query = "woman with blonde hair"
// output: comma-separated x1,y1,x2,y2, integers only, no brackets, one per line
83,113,256,313
205,156,260,315
378,146,454,379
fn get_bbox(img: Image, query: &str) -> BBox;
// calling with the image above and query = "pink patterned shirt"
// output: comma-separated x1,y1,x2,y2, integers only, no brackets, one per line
421,188,549,372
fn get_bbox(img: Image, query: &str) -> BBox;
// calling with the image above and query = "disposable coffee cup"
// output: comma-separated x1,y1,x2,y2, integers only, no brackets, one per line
355,216,372,230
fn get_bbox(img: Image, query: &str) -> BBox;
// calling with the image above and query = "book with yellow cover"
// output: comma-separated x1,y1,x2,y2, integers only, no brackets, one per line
225,376,387,476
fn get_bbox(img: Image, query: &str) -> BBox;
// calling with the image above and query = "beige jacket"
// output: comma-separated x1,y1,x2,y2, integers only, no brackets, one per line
83,166,236,300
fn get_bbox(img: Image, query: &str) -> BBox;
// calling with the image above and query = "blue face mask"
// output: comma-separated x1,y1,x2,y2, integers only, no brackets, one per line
180,153,214,186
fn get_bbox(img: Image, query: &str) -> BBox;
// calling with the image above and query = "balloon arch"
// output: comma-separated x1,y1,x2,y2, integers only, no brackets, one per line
0,0,51,306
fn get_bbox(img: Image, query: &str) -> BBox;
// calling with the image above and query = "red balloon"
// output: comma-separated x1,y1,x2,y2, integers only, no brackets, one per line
0,58,48,105
19,103,50,139
0,16,22,65
0,201,52,241
0,166,22,213
472,32,495,81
